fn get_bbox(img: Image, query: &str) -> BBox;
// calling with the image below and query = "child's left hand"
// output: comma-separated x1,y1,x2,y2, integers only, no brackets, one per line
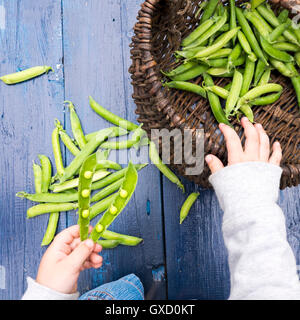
36,225,103,294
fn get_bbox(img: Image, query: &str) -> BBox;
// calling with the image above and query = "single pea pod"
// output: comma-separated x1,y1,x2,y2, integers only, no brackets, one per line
267,21,291,43
237,30,257,62
102,229,143,246
236,7,268,65
227,43,242,69
237,83,283,109
240,57,255,97
90,162,138,242
78,154,98,240
0,65,53,84
90,193,118,220
203,73,231,126
250,0,266,10
65,101,87,149
41,212,59,246
27,202,78,218
229,0,237,45
175,47,205,60
239,104,254,123
52,122,65,178
55,119,80,156
181,19,215,47
201,48,232,60
89,96,138,131
164,81,206,98
199,0,219,23
206,68,234,77
258,67,271,86
32,162,42,194
149,141,185,193
206,55,245,68
244,9,269,38
272,42,299,52
161,61,199,78
38,155,52,193
193,27,240,59
249,91,282,105
260,36,293,62
180,192,199,224
225,70,243,118
167,63,209,81
16,191,78,203
269,57,297,77
204,85,229,99
91,178,124,203
59,127,122,183
85,126,128,142
278,9,289,24
253,59,266,85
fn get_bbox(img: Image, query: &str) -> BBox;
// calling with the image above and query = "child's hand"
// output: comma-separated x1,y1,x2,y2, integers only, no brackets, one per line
36,225,103,294
206,117,282,174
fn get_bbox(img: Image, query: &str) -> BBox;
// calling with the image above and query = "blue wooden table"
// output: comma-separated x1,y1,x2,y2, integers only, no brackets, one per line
0,0,299,300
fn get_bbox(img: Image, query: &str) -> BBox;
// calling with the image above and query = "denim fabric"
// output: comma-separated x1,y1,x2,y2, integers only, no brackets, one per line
79,274,144,300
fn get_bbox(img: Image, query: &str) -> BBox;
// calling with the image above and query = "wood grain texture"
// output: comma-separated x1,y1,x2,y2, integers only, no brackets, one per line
0,0,65,299
62,0,166,298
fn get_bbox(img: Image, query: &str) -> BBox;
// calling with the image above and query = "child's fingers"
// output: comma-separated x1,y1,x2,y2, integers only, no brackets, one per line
255,123,270,162
205,154,224,174
52,225,80,248
269,141,282,166
219,123,243,163
241,117,259,160
89,253,103,265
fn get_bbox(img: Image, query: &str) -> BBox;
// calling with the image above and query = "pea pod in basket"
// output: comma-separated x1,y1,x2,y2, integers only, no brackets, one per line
90,161,138,242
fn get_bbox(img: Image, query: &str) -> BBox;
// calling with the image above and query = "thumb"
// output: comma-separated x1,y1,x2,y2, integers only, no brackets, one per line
205,154,224,174
65,239,95,270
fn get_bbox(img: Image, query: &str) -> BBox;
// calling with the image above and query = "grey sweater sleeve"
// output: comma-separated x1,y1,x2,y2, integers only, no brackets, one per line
22,277,79,300
209,161,300,300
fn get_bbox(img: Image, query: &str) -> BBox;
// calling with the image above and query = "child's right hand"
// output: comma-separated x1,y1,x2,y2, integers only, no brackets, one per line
205,117,282,174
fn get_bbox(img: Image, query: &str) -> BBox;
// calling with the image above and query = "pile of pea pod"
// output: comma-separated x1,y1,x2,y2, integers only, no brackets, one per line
162,0,300,124
15,93,191,247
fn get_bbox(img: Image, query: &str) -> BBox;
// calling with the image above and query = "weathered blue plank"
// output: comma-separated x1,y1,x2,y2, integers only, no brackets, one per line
163,175,300,299
0,0,64,299
62,0,166,298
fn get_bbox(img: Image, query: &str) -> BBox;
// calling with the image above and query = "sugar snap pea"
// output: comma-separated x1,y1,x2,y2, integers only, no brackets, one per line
254,59,266,85
59,127,122,183
201,48,232,60
65,101,87,149
237,31,257,62
41,212,59,246
239,104,254,123
249,91,282,105
203,73,231,126
268,21,291,43
236,7,268,65
204,85,229,99
162,61,199,78
38,155,52,193
277,9,289,23
258,67,271,86
149,141,185,192
240,57,255,96
193,27,240,59
16,191,78,203
181,19,215,47
77,153,98,240
55,120,80,156
97,240,121,249
244,9,269,38
166,63,209,81
89,96,138,131
199,0,219,23
260,36,293,62
227,43,242,69
85,127,128,142
32,162,42,194
180,192,199,224
91,178,124,203
90,162,138,242
89,193,118,220
164,81,206,98
102,230,143,246
0,65,53,84
207,68,234,77
272,42,299,52
206,55,245,68
269,57,297,77
52,121,64,177
229,0,237,45
225,70,243,118
27,202,78,218
250,0,266,10
175,47,205,59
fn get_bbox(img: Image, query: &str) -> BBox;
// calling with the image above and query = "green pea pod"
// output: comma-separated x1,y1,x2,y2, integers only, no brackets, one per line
77,154,98,240
295,52,300,68
164,81,206,98
0,65,53,84
89,96,138,131
291,76,300,110
41,212,59,246
207,68,234,77
268,21,291,43
193,27,240,59
59,127,122,183
201,48,232,60
90,162,138,242
85,127,128,142
269,57,297,77
32,162,42,194
244,9,269,37
254,59,266,85
229,0,237,45
181,19,215,47
278,9,289,24
228,43,242,69
237,31,257,62
225,70,243,118
240,57,255,97
161,61,199,78
91,178,124,203
239,104,254,123
90,193,118,220
272,42,299,52
167,63,209,81
38,155,52,193
186,12,227,49
258,67,271,86
203,73,231,126
102,230,143,246
260,36,293,62
97,240,121,249
204,85,229,99
249,91,282,105
65,101,87,149
55,120,80,156
180,192,199,224
27,202,78,218
16,191,78,203
52,122,64,177
236,7,268,65
175,47,205,60
199,0,219,23
250,0,266,10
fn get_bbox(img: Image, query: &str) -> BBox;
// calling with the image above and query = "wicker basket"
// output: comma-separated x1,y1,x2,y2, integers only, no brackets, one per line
129,0,300,189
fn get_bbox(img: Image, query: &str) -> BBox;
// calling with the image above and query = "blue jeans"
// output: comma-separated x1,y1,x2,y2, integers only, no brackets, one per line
79,274,144,300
